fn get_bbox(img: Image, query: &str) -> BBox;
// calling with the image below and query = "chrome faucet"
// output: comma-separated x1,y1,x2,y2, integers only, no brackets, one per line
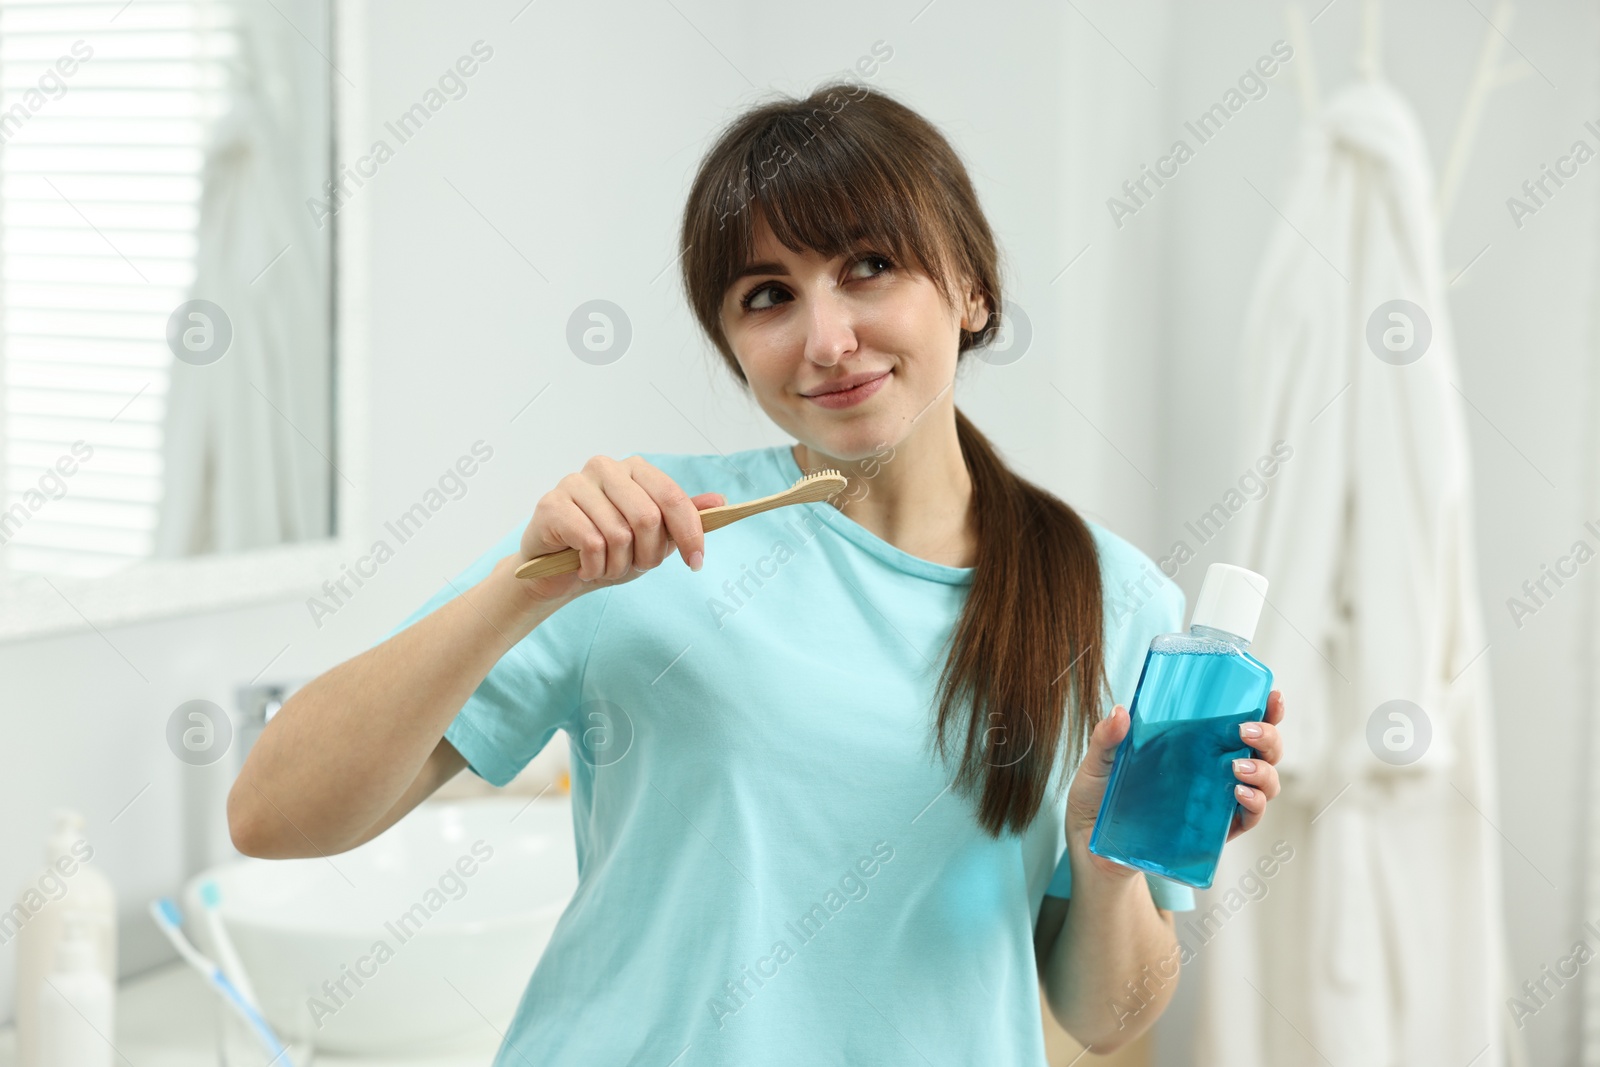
233,681,301,769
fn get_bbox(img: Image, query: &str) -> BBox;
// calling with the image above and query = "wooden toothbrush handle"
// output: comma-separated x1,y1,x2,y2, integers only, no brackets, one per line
512,498,790,580
513,547,583,580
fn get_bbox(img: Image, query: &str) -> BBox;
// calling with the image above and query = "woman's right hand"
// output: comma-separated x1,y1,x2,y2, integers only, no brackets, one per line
513,455,726,605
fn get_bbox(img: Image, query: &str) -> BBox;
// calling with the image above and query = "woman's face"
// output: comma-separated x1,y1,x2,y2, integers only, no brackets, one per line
719,211,985,462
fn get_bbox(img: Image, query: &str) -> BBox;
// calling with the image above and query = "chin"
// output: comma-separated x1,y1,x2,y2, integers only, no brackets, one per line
804,424,899,463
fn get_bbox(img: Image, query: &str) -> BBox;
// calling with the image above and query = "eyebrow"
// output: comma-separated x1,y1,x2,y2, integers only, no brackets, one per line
730,261,788,283
727,236,889,287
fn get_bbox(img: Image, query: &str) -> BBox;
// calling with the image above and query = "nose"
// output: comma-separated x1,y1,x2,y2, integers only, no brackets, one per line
802,286,857,368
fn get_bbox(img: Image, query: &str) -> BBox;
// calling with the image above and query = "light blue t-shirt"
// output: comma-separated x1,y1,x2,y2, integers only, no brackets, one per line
389,443,1194,1066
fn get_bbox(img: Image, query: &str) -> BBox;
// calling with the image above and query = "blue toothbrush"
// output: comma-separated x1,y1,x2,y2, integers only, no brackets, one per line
149,897,295,1065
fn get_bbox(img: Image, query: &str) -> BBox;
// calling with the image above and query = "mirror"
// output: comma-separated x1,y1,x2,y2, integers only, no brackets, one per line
0,0,334,580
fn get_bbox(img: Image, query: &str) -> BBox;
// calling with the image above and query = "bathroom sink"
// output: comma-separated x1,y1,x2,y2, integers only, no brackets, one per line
181,796,578,1054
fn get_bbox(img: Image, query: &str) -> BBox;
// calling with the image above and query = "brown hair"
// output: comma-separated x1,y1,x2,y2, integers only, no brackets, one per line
678,81,1109,837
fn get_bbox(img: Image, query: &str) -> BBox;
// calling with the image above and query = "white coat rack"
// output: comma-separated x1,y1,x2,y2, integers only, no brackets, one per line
1285,0,1532,229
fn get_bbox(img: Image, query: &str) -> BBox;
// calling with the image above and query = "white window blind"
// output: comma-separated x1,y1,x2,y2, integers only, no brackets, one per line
0,0,236,577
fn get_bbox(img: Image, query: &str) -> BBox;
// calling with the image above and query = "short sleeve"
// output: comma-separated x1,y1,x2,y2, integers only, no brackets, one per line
1043,538,1195,911
383,521,612,787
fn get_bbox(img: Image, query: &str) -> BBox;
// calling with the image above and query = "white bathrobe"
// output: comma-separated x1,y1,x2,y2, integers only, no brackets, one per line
1192,80,1509,1067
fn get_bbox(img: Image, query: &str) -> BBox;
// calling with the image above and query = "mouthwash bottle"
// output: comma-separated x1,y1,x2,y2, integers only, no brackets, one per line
1088,563,1272,889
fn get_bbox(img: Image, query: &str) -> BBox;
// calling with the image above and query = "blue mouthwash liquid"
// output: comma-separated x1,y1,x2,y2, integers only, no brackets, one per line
1089,564,1272,889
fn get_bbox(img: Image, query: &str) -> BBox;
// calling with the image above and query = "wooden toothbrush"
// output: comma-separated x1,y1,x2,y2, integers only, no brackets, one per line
514,469,848,580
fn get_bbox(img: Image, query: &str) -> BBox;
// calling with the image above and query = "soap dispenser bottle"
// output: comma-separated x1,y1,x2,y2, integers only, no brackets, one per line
36,911,114,1067
14,810,117,1067
1089,563,1273,889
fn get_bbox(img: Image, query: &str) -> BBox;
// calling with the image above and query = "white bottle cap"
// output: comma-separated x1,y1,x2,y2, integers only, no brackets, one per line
47,809,85,862
1191,563,1269,642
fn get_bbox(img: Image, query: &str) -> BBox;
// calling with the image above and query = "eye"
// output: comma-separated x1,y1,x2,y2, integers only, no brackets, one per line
740,281,788,312
736,254,894,313
850,253,894,279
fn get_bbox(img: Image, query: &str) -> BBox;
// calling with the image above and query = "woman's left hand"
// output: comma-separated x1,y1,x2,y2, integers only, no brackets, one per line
1065,688,1287,878
1227,688,1285,841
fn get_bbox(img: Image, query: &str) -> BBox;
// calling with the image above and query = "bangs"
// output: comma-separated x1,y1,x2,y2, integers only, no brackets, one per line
698,93,957,308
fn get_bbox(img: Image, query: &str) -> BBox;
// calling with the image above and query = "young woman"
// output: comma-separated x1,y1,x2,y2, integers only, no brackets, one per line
229,81,1286,1064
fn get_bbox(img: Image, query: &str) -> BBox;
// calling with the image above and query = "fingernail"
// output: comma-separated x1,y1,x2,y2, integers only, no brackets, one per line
689,550,704,572
1234,759,1256,774
1236,784,1253,798
1241,723,1262,739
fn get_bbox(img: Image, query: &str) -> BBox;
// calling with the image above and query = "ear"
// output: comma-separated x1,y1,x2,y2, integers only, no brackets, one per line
960,288,991,333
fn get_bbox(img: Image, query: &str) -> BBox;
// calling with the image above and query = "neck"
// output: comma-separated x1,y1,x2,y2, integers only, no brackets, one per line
793,416,976,569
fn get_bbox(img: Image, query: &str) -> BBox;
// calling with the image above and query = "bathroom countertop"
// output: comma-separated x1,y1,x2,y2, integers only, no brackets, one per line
0,962,499,1066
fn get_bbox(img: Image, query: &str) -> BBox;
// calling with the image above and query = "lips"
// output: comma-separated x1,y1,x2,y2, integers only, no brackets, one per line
801,369,891,410
802,369,891,397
